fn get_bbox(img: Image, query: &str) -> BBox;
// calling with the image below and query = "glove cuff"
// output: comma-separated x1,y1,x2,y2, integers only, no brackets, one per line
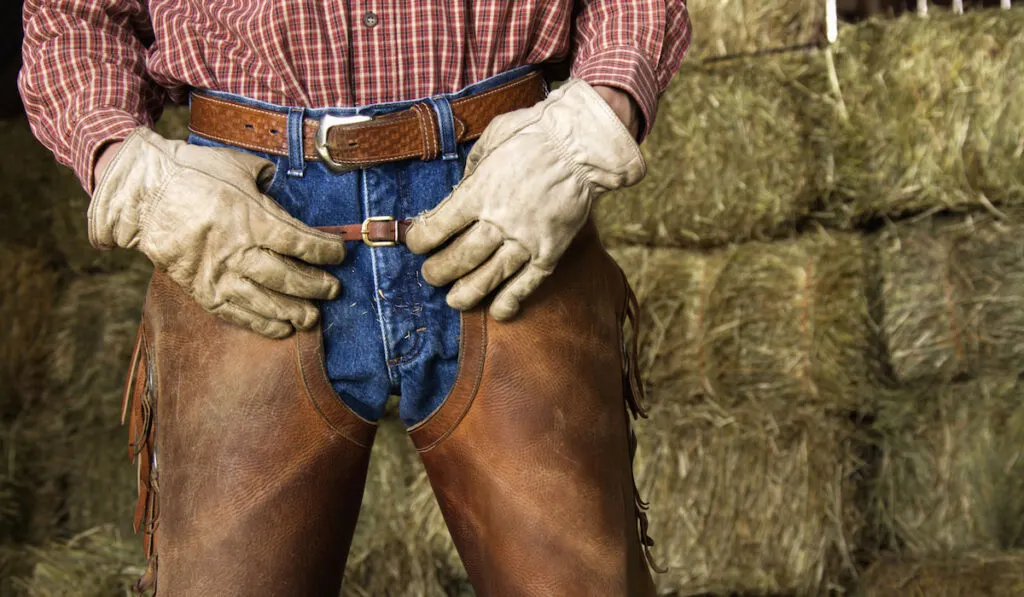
542,79,647,191
88,127,157,250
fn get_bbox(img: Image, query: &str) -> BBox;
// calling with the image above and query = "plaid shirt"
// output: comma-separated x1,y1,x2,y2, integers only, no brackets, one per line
20,0,691,192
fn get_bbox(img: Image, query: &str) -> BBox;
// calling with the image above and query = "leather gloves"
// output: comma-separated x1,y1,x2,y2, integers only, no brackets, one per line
89,127,346,339
406,79,646,321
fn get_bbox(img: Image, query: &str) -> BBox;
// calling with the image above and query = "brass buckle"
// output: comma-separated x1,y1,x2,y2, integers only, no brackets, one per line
362,216,398,248
315,113,373,172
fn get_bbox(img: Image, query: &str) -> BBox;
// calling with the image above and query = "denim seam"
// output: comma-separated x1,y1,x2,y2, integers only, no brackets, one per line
362,171,398,388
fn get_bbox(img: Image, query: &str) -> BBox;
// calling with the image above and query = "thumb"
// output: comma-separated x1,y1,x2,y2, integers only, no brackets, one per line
216,148,278,190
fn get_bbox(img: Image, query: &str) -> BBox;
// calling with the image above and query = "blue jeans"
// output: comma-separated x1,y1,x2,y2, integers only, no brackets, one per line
188,66,537,426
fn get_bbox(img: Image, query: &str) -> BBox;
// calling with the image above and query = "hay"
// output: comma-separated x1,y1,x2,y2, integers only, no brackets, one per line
0,120,63,257
684,0,825,61
855,551,1024,596
344,415,467,597
610,229,874,412
635,401,868,596
0,245,60,416
870,377,1024,554
596,54,832,248
597,11,1024,249
875,211,1024,385
0,246,61,548
12,526,144,597
829,13,1024,222
41,264,152,535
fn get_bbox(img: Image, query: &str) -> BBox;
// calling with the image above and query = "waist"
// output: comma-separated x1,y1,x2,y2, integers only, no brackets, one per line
187,67,547,172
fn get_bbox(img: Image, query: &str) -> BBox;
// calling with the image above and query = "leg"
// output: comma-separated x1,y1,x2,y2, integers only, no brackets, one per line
408,223,657,597
124,271,377,595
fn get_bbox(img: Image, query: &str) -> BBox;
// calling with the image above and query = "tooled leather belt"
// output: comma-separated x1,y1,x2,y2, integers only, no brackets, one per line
187,70,547,173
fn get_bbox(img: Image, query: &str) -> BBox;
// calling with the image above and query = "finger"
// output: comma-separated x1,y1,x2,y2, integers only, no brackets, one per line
240,248,341,300
254,206,348,265
489,263,550,321
421,222,503,287
211,301,294,339
446,242,530,311
225,275,321,331
406,188,479,255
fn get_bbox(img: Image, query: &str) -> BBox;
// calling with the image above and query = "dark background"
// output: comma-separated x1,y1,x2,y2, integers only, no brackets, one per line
1,2,25,118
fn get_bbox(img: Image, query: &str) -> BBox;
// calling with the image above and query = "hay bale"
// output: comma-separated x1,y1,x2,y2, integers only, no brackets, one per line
856,551,1024,597
344,415,467,596
871,377,1024,554
13,525,145,597
0,246,61,546
830,12,1024,223
596,55,833,248
0,245,60,416
610,230,874,412
0,120,64,257
42,264,152,535
685,0,825,62
635,401,868,596
597,11,1024,249
875,211,1024,385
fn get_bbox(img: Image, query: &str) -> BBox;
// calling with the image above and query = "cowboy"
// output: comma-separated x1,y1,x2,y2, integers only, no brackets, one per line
20,1,690,594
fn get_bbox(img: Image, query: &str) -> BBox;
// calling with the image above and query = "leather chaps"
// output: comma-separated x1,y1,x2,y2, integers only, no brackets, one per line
122,222,657,595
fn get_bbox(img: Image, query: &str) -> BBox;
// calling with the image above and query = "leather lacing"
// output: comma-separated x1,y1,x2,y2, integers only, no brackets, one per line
621,279,666,574
122,324,159,594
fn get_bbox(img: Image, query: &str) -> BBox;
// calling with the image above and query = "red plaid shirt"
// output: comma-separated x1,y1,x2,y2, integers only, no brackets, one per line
20,0,691,191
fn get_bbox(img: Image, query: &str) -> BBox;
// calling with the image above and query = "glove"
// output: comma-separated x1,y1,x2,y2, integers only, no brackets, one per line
89,127,346,339
406,79,646,321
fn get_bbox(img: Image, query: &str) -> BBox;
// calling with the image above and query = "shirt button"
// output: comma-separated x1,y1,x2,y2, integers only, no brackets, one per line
363,11,379,28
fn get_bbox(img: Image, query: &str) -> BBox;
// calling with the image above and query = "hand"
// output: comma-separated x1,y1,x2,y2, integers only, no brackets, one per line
406,79,646,321
94,140,124,189
89,127,347,338
592,85,642,139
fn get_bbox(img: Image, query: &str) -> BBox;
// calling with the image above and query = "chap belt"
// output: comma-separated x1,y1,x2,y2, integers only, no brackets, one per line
188,71,547,172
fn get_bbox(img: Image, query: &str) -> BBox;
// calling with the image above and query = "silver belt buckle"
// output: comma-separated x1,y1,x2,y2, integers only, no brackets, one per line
316,113,373,171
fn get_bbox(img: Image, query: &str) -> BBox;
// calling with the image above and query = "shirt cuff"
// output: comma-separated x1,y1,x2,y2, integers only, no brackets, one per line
70,107,144,194
572,45,661,142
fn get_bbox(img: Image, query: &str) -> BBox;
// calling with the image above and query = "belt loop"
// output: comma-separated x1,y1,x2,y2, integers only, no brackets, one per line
426,96,459,161
286,107,306,177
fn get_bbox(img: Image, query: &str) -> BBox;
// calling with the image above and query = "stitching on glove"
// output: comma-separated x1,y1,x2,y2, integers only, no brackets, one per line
135,164,183,252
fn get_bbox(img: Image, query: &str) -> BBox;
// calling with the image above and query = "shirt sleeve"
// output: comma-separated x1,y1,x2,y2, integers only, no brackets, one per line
19,0,166,193
571,0,692,140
